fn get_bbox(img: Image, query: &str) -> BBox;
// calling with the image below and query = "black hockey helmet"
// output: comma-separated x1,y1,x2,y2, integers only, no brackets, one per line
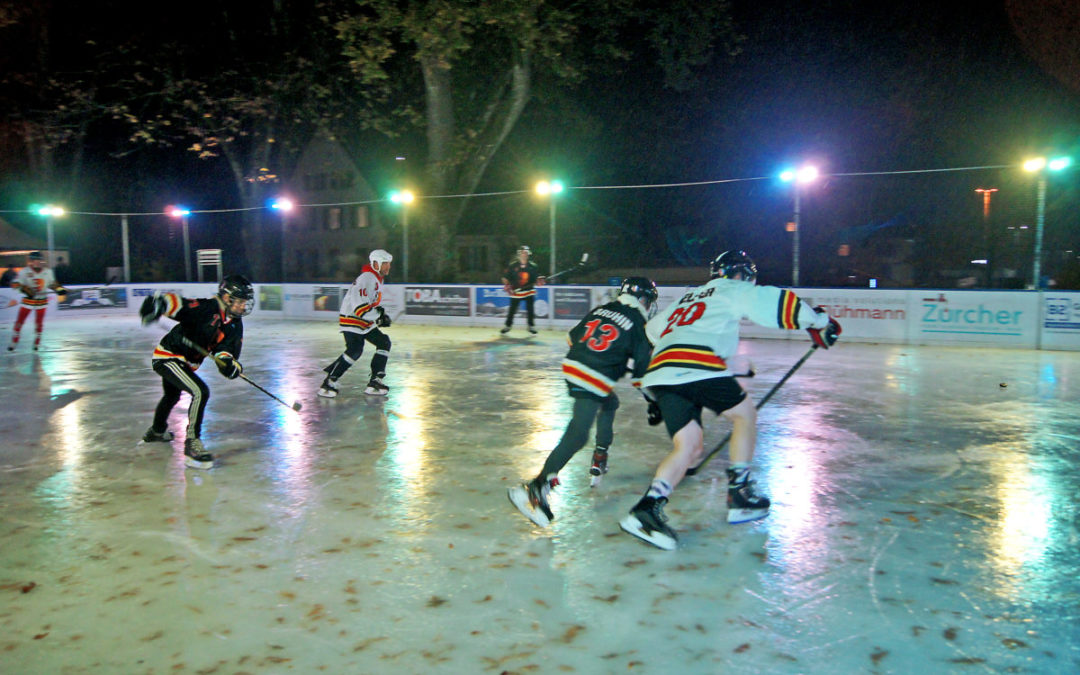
710,250,757,283
28,251,44,261
218,274,254,317
618,276,659,310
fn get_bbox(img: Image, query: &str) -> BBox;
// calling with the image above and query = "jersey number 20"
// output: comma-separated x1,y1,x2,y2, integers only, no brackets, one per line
580,319,620,351
660,302,706,337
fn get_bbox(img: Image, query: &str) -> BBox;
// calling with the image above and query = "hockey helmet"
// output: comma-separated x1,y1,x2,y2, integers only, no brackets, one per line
618,276,659,311
710,250,757,283
218,274,254,317
517,245,531,256
28,251,44,261
369,249,393,265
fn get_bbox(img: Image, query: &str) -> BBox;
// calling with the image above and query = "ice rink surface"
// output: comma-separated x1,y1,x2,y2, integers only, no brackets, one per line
1,313,1078,674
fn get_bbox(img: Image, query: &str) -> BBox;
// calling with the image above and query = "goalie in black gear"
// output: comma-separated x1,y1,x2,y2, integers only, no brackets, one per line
318,249,394,398
507,277,659,527
139,274,253,469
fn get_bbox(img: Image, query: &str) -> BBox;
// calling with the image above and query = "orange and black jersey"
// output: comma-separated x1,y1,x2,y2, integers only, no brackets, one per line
503,260,541,298
561,299,652,398
151,294,243,369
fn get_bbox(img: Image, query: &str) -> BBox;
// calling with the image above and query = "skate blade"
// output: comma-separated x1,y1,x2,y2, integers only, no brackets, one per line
589,474,603,488
317,389,337,398
618,514,677,550
507,486,551,527
727,507,769,524
184,456,214,470
363,388,389,396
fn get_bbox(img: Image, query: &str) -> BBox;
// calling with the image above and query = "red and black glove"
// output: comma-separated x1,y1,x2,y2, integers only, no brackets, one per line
807,306,842,349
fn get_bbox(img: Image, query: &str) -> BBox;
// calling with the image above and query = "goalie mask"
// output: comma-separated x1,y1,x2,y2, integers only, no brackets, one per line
218,274,254,318
710,250,757,283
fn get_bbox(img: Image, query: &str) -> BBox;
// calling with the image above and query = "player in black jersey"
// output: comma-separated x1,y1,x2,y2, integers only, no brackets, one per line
139,275,253,469
508,277,658,527
500,245,545,335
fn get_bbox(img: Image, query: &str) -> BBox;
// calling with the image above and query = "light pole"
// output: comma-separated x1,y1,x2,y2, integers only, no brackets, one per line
121,215,131,282
779,166,819,286
1023,156,1072,289
535,180,564,277
390,190,415,282
34,205,65,266
975,188,997,286
168,206,192,282
271,197,295,282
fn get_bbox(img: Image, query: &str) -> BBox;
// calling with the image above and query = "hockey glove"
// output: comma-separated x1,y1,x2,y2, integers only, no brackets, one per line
54,286,68,301
139,292,169,326
647,400,663,426
215,353,243,379
806,306,842,349
375,306,392,328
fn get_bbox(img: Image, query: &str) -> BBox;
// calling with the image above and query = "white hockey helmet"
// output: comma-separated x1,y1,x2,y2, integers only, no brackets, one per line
369,249,393,265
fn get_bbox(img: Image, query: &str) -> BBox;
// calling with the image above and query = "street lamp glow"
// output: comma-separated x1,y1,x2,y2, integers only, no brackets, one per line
1023,157,1047,172
1048,156,1072,171
35,205,65,217
780,166,818,184
535,180,564,196
168,206,191,218
390,190,415,204
271,197,295,212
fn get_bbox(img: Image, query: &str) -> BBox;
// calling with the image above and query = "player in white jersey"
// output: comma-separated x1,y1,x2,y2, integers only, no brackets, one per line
7,251,67,352
619,250,841,550
318,249,394,398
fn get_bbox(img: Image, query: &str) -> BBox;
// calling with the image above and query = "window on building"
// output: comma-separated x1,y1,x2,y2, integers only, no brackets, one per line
356,206,369,229
329,208,342,230
460,245,488,272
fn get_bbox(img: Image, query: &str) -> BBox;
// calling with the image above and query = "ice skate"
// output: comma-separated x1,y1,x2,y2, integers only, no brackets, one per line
527,326,538,335
499,326,511,335
364,376,389,396
589,448,609,487
727,468,770,524
142,426,174,442
620,496,677,550
507,479,554,527
184,438,214,470
317,377,339,398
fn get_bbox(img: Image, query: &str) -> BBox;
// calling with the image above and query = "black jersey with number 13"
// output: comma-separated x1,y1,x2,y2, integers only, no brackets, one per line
561,299,652,398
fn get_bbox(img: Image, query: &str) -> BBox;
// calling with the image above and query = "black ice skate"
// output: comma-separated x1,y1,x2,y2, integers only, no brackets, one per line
364,377,389,396
527,326,538,335
317,377,339,399
727,468,770,524
507,478,555,527
184,438,213,470
142,426,174,442
589,447,609,487
620,496,678,550
499,326,511,335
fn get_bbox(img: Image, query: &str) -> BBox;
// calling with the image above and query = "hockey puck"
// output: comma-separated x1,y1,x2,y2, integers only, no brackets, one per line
999,382,1007,388
293,401,303,411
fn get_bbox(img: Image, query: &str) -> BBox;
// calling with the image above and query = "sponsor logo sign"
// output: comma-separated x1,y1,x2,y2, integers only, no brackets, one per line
258,285,283,311
313,286,342,312
407,286,472,316
553,287,591,320
474,286,548,319
57,286,128,310
916,292,1024,336
1044,295,1080,331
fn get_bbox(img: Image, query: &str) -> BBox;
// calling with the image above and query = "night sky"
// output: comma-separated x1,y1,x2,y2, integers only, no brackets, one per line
2,0,1078,285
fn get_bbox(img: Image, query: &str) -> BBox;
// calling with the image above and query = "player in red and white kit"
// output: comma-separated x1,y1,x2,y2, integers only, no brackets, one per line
318,249,394,398
619,250,842,550
7,251,67,352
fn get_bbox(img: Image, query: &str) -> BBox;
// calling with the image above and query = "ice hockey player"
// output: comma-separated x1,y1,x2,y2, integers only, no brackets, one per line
139,275,253,469
508,276,659,527
318,249,394,398
619,250,842,550
500,245,545,335
7,251,67,352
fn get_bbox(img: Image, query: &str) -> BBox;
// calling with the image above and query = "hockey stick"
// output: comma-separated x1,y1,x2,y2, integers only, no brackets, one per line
685,345,819,477
543,253,590,283
181,336,303,412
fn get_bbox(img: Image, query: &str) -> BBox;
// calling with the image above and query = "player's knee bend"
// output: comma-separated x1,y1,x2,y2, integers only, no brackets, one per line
371,332,391,352
725,396,756,425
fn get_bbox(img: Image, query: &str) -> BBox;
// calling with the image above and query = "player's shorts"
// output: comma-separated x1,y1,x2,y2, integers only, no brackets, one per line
649,377,747,437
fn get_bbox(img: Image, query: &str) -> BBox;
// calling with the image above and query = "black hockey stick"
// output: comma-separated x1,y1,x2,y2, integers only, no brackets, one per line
543,253,590,283
685,345,819,477
181,337,303,412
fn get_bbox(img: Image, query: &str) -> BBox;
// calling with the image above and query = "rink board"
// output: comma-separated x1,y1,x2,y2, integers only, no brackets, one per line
11,282,1080,350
